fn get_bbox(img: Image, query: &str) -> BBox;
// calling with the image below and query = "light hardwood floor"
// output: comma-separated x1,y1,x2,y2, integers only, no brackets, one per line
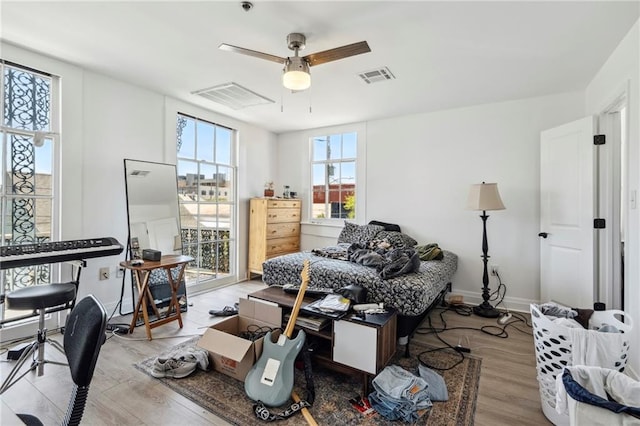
0,282,552,425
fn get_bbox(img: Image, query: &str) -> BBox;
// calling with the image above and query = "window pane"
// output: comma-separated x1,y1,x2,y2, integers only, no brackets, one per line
3,66,51,131
343,132,357,158
340,162,356,185
177,117,196,159
328,162,339,184
312,163,325,186
329,134,341,160
179,203,199,231
313,137,327,161
217,165,234,202
312,200,328,219
177,160,198,202
197,121,214,162
328,190,342,218
217,204,233,241
216,127,231,165
199,163,216,202
5,134,53,197
2,198,52,243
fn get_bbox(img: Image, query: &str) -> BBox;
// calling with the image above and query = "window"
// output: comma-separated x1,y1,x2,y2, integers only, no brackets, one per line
311,132,357,219
176,113,236,289
1,61,59,323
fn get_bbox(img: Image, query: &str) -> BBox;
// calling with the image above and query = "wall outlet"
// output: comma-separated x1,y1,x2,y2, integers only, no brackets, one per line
490,265,499,276
99,267,110,281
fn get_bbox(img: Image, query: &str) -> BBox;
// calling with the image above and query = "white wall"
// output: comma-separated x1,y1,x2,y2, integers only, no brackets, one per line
277,92,584,311
585,19,640,374
2,42,277,314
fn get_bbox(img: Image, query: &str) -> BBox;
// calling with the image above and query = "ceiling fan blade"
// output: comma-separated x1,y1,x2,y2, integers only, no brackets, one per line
218,43,286,65
303,41,371,67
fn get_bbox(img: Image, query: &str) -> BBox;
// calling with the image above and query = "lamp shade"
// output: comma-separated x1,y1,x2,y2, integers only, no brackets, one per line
282,57,311,91
467,182,505,211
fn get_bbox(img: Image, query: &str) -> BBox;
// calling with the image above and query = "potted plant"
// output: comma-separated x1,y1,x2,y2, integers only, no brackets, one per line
264,181,274,197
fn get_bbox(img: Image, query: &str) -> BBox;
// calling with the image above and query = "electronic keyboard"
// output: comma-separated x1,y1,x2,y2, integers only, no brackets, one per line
0,237,124,269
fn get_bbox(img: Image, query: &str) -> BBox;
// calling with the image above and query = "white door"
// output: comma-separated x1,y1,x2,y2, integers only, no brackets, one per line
540,116,596,307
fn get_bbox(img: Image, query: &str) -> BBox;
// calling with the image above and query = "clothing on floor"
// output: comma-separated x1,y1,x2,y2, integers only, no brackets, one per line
368,365,432,422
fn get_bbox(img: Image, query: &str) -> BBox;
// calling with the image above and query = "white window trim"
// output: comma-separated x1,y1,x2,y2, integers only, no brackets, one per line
307,122,367,225
164,99,239,290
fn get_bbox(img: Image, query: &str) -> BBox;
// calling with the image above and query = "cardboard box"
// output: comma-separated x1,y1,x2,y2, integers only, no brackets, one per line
198,298,282,381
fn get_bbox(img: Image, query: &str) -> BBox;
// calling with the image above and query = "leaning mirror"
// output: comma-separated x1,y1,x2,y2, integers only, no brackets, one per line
123,159,187,313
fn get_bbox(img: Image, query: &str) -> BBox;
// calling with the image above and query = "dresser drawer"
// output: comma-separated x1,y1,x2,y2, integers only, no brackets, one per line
265,237,300,256
266,208,300,223
267,199,301,209
266,222,300,239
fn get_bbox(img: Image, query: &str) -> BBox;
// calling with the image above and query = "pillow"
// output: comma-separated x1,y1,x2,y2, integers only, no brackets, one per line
374,230,418,248
337,222,384,245
368,220,402,233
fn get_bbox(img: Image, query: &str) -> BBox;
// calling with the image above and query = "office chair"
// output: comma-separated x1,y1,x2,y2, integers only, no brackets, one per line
16,294,108,426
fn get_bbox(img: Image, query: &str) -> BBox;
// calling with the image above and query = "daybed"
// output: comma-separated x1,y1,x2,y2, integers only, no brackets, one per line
261,222,458,349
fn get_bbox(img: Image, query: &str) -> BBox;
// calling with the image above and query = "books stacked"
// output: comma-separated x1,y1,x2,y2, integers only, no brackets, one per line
284,313,330,331
301,295,351,320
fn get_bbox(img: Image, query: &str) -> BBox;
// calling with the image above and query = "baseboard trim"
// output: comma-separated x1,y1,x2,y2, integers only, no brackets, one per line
449,289,537,314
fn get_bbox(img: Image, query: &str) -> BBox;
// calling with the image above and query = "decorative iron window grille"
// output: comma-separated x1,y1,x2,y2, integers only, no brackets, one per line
1,61,56,295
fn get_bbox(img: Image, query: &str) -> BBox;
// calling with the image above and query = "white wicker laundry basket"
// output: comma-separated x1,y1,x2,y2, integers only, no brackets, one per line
530,304,633,426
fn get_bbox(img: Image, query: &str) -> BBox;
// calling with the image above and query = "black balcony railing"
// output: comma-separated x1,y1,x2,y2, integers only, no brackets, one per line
180,228,230,274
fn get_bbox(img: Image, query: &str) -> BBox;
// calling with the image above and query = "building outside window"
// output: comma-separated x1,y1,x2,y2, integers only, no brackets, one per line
311,132,357,220
0,61,59,324
176,113,236,290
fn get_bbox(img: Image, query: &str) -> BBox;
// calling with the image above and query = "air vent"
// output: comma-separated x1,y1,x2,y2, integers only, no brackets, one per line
192,82,274,110
357,67,395,84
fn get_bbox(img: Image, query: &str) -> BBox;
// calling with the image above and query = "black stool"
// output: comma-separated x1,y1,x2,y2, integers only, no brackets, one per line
0,282,77,394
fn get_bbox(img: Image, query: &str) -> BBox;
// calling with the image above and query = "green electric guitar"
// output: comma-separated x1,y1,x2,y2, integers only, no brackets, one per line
244,261,309,407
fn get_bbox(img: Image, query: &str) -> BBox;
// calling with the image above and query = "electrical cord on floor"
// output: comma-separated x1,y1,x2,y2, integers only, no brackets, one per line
489,270,507,309
415,302,533,345
417,315,465,371
108,330,203,342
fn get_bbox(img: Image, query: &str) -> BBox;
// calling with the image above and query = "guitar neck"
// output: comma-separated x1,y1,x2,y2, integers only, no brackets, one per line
283,260,309,338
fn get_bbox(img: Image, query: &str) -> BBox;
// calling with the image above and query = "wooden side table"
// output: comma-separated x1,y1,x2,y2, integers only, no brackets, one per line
120,254,192,340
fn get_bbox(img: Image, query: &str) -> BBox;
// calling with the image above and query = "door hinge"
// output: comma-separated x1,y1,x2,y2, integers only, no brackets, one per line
594,218,606,229
594,134,606,145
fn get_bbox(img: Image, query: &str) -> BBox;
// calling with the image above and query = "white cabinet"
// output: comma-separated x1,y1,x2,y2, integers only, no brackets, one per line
333,320,378,374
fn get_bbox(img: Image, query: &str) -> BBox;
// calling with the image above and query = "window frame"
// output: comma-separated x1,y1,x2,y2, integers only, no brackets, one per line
308,123,366,225
176,112,238,292
0,60,61,334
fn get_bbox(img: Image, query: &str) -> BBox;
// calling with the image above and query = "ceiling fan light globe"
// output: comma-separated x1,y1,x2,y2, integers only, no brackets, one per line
283,70,311,91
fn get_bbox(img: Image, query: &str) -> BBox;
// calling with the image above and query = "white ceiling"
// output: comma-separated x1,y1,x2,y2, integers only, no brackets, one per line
2,1,638,134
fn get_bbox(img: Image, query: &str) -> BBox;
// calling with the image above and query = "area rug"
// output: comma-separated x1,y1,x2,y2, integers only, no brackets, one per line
135,337,481,425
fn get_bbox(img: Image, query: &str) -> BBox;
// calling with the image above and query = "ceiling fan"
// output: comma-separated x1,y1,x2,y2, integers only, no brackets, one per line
219,33,371,91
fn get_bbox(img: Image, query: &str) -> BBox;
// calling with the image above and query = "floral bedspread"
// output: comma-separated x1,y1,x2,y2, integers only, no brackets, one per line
261,250,458,316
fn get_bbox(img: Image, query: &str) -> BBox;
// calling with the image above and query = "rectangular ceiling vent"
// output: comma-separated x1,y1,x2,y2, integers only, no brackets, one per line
192,82,274,110
357,67,395,84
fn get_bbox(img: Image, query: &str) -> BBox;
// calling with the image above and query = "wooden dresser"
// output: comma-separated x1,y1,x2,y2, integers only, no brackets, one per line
248,198,301,276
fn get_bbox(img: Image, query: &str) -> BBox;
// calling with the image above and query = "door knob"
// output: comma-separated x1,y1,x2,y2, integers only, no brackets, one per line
538,232,549,238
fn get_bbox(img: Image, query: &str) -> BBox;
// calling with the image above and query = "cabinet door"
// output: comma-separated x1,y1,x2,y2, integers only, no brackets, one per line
333,320,377,374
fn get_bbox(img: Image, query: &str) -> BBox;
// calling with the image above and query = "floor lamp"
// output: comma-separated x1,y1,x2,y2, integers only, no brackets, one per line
467,182,505,318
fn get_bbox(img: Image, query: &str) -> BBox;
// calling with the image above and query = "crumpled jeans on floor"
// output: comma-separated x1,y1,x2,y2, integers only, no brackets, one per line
369,365,432,422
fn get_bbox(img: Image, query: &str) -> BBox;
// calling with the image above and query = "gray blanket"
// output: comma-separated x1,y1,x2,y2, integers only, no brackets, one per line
347,243,421,279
